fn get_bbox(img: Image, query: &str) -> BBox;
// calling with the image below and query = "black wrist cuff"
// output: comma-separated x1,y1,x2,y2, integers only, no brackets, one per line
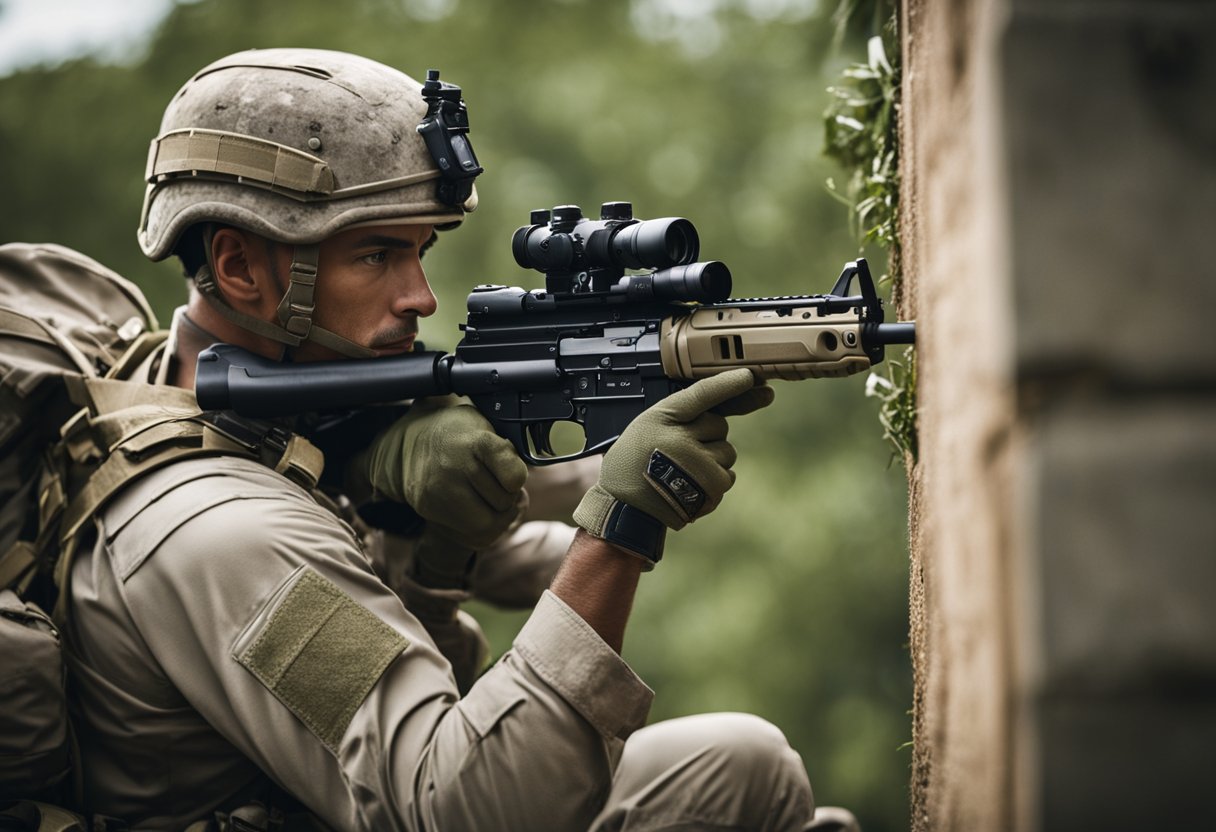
602,502,666,567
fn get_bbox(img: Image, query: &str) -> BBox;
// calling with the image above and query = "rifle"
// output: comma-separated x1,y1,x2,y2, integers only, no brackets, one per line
195,202,915,465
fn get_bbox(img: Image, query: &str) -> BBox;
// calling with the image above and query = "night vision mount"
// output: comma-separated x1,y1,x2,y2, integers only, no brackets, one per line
416,69,483,206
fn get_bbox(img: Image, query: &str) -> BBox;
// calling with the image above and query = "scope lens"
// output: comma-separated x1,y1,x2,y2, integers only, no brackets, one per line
611,217,699,269
511,225,535,269
646,261,732,302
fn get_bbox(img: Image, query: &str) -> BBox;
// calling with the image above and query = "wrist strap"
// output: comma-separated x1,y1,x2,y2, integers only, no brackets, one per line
602,502,666,567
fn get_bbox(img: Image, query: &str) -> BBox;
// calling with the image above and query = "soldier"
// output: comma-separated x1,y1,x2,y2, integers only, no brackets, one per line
64,48,858,831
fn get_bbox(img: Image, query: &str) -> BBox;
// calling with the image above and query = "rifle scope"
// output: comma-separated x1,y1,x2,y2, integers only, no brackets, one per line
617,261,732,303
512,202,700,274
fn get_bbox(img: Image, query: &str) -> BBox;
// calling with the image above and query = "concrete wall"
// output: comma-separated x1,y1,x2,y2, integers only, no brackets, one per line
901,1,1216,829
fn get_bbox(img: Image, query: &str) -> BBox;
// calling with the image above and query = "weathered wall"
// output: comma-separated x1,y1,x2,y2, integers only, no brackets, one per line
902,0,1216,829
902,0,1016,826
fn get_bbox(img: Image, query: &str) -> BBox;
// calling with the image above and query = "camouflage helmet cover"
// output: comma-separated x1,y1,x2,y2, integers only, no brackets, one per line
138,48,475,261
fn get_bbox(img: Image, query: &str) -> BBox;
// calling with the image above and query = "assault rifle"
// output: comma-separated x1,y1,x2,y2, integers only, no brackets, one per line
195,202,916,465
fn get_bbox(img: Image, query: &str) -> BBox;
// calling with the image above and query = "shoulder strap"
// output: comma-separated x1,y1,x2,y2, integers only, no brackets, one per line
104,330,170,382
48,387,324,623
1,369,325,626
0,330,173,596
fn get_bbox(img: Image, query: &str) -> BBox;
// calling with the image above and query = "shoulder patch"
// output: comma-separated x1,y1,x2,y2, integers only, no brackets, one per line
236,568,408,751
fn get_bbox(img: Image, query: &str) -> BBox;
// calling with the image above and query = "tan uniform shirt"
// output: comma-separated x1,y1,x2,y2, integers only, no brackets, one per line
63,310,822,832
68,450,648,830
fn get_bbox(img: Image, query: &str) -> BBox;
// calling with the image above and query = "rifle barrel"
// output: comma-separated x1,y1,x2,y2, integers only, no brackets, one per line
870,322,916,345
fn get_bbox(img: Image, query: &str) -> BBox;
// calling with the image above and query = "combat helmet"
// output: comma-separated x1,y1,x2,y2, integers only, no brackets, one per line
139,48,481,357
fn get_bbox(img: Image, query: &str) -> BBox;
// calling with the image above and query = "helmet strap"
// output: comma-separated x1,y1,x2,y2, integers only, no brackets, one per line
276,244,319,344
275,245,378,359
195,229,377,361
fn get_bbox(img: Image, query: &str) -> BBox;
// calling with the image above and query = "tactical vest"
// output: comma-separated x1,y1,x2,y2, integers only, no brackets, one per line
0,244,323,831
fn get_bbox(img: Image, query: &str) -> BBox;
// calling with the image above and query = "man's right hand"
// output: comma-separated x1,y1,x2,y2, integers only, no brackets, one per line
572,368,774,566
361,397,528,587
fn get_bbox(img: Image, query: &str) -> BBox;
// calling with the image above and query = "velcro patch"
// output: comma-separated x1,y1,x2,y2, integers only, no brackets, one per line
646,450,706,520
237,569,408,751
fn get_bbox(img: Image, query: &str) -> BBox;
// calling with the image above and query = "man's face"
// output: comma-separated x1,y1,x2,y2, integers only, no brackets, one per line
278,222,438,361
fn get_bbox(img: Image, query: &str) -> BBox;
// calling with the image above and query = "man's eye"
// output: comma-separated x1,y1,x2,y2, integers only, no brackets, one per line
361,251,388,266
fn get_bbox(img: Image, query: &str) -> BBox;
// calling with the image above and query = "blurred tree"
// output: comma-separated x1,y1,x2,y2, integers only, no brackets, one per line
0,1,911,828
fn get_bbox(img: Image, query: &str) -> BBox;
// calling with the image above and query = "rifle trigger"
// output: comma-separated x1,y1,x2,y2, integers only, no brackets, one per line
527,421,554,457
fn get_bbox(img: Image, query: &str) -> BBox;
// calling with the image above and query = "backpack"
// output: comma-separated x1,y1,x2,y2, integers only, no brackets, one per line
0,244,325,824
0,243,163,806
0,243,164,580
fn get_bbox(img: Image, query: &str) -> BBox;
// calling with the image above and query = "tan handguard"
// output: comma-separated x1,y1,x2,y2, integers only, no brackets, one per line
660,303,873,381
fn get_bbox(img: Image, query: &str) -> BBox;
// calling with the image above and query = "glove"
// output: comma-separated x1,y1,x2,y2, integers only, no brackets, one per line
361,397,528,586
573,368,774,566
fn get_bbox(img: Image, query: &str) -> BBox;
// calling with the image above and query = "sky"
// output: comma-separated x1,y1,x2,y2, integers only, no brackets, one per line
0,0,178,75
0,0,824,75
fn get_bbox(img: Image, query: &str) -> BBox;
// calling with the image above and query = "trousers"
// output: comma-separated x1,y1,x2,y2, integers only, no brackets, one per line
590,713,816,831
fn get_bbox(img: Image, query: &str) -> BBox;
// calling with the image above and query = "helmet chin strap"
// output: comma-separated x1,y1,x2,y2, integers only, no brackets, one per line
195,226,377,360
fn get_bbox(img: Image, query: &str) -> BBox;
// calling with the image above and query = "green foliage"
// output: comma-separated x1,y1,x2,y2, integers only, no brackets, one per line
1,2,911,828
866,348,918,462
830,0,898,48
823,26,900,268
822,1,916,467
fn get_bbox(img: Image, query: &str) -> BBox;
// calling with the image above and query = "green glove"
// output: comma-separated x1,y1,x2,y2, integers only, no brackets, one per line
573,369,774,566
361,397,528,586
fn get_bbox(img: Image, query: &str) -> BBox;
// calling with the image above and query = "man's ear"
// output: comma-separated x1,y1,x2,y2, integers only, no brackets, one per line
211,227,275,311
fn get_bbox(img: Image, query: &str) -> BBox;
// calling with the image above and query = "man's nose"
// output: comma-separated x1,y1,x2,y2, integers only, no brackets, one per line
395,265,437,318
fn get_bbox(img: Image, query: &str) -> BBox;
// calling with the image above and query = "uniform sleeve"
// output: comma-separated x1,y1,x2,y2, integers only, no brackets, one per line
353,455,597,613
471,520,576,608
463,456,600,609
109,460,652,832
359,527,489,693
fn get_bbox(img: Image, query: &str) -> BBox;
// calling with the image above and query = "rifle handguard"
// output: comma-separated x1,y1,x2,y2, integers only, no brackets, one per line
660,305,872,381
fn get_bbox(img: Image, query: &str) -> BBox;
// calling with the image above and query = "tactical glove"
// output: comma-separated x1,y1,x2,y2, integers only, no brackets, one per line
573,368,774,566
360,397,528,587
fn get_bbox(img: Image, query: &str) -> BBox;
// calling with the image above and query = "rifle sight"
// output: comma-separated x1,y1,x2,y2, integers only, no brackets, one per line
512,202,726,301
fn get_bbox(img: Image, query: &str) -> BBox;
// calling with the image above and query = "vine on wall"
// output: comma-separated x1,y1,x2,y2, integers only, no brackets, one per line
823,2,917,463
